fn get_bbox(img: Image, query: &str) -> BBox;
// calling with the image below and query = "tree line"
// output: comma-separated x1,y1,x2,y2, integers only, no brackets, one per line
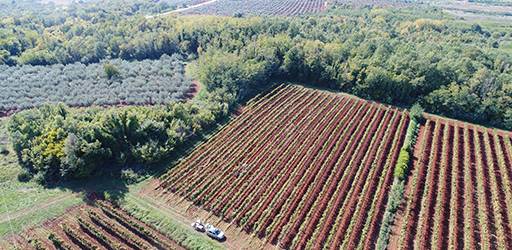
8,89,235,184
2,7,511,128
6,5,512,184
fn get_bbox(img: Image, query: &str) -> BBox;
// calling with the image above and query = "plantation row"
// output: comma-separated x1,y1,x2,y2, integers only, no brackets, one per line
1,201,184,250
389,118,512,249
0,54,193,116
157,84,410,249
183,0,326,16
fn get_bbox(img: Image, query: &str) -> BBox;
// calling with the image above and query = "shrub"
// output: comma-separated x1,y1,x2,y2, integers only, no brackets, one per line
17,169,32,182
28,237,45,250
376,179,405,249
33,172,48,185
48,233,65,249
402,119,419,151
394,148,411,180
0,145,8,155
409,103,425,122
121,169,140,184
103,63,120,79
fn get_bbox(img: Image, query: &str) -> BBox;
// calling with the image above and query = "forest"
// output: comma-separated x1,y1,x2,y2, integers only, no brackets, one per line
1,5,511,127
3,1,512,184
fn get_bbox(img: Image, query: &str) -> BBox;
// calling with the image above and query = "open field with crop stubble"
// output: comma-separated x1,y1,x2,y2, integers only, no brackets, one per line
182,0,326,16
155,84,410,249
389,116,512,250
0,200,184,250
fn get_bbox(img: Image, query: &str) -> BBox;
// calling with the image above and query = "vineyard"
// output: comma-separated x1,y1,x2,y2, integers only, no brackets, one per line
328,0,414,8
156,84,410,249
0,54,193,116
182,0,326,16
389,117,512,249
0,201,184,250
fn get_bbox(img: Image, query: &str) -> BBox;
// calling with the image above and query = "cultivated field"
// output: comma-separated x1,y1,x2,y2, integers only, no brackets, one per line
329,0,413,8
0,54,193,116
156,84,410,249
182,0,326,16
389,117,512,249
1,201,184,249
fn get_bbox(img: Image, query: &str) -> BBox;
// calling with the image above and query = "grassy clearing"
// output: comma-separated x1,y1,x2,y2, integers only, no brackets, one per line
0,196,82,237
0,118,82,238
500,40,512,53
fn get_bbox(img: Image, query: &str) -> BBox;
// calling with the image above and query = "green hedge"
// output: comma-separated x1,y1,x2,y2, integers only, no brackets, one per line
393,148,411,180
393,115,419,180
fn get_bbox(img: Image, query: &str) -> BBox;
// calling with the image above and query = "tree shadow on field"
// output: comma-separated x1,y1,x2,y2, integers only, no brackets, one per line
48,169,130,204
42,97,240,203
145,111,235,180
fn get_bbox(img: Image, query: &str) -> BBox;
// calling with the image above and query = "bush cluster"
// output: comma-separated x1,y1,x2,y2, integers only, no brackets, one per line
8,93,230,184
0,145,8,155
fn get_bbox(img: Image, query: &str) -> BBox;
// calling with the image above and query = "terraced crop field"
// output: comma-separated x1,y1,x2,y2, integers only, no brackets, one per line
389,117,512,250
156,84,410,249
1,201,183,249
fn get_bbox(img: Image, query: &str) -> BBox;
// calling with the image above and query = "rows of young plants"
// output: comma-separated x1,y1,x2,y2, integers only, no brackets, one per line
328,0,412,8
167,85,314,197
182,0,326,16
158,85,411,248
205,92,336,217
390,118,512,249
228,97,354,227
287,106,387,248
186,90,325,207
2,202,185,250
159,85,309,193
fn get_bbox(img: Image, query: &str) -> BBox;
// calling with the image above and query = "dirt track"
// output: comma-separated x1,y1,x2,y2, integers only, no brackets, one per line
137,179,272,250
146,0,218,18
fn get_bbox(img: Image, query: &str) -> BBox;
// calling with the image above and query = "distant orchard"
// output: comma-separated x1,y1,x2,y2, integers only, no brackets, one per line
0,54,194,116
